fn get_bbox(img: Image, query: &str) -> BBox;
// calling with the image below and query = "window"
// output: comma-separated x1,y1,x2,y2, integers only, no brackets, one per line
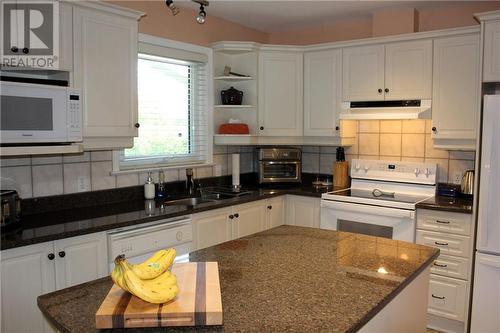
115,36,211,171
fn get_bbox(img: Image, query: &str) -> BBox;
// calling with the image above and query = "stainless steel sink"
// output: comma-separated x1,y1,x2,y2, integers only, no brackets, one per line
164,197,216,206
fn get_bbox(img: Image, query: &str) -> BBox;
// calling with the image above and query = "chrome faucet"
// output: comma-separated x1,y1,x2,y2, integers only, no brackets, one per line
186,168,195,195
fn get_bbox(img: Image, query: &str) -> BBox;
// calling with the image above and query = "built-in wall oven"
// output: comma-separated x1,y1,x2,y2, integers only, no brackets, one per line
257,148,302,184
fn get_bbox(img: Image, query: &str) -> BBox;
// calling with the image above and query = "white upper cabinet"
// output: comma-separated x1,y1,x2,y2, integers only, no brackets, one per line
73,4,141,149
483,19,500,82
342,44,385,101
304,49,342,136
431,34,480,146
258,51,303,136
384,40,432,99
342,40,432,101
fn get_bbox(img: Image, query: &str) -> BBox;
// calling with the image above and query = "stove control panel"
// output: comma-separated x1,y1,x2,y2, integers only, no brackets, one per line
350,159,437,185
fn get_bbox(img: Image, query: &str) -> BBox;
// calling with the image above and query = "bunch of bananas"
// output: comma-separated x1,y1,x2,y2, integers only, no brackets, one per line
111,248,179,304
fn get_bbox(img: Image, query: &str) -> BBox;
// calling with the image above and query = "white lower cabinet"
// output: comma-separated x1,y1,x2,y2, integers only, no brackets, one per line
192,207,233,250
193,198,286,250
0,232,108,333
233,201,267,239
1,242,56,333
416,209,473,333
428,275,467,322
285,195,321,228
54,232,108,290
267,196,285,229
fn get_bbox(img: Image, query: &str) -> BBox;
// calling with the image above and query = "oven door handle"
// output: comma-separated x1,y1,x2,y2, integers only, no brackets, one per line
260,161,301,165
320,200,415,219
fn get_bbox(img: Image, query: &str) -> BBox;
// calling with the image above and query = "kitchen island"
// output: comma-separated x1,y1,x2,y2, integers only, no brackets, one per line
38,226,439,332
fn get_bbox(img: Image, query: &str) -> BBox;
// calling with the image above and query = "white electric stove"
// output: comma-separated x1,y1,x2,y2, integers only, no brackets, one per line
321,159,437,242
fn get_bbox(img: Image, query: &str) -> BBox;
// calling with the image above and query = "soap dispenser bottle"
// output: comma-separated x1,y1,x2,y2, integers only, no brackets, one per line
156,170,166,199
144,172,155,199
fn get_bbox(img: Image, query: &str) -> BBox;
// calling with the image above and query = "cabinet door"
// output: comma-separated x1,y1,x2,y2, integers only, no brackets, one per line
471,252,500,333
428,274,467,321
258,51,303,136
304,49,342,136
54,232,108,290
266,196,285,229
233,201,267,238
483,20,500,82
193,207,232,250
73,6,138,143
1,242,56,333
384,40,432,100
57,2,74,71
432,34,480,141
342,45,385,101
285,195,320,228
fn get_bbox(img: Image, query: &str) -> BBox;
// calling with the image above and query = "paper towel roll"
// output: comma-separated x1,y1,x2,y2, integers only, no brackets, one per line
232,153,240,187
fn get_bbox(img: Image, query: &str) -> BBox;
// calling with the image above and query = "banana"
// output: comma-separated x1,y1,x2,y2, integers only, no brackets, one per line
111,255,130,292
128,249,176,280
118,258,179,304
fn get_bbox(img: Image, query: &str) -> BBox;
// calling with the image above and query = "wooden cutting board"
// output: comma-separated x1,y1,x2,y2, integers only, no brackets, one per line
95,262,223,329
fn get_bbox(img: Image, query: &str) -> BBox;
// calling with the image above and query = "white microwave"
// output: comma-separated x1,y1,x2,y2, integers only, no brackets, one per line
0,81,82,144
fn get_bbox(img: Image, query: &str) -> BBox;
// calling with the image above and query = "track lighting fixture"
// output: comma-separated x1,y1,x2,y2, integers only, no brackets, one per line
196,4,206,24
165,0,209,23
165,0,180,16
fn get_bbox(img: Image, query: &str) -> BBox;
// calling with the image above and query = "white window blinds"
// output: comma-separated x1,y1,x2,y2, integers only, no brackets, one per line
118,42,209,170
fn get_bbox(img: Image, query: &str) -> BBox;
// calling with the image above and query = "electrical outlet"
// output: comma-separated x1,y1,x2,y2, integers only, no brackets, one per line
453,172,462,185
77,176,89,192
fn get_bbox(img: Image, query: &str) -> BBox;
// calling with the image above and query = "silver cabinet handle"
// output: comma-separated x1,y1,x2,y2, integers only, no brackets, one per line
435,220,451,224
435,241,449,246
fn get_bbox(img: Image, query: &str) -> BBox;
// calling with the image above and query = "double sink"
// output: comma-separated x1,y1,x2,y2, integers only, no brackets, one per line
163,187,254,207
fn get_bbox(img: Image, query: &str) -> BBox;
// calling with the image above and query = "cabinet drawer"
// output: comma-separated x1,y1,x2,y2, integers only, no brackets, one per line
431,254,469,280
428,274,467,321
417,209,472,236
416,230,471,258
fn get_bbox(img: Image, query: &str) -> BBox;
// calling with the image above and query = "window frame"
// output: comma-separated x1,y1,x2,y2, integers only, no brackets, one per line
112,34,213,174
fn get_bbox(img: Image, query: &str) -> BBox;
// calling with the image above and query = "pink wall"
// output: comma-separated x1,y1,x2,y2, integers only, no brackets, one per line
268,17,372,46
110,1,500,47
110,1,269,46
269,1,500,44
372,8,418,37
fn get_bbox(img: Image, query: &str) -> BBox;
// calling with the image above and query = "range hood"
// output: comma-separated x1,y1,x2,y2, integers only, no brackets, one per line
340,100,431,120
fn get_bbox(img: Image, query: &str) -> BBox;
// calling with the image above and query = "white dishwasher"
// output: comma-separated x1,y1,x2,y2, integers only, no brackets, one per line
107,216,192,272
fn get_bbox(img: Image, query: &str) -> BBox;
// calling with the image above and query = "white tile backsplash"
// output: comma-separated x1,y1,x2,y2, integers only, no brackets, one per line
0,166,33,198
32,164,64,197
91,161,116,190
63,152,91,163
0,157,31,167
63,162,91,194
32,155,63,165
90,151,113,162
116,173,139,188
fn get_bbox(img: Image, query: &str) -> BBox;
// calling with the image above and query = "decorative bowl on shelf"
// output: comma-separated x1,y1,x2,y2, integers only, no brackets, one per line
221,86,243,105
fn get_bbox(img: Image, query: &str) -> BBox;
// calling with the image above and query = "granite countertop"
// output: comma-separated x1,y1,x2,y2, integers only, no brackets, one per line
416,195,473,214
1,184,335,251
38,226,439,333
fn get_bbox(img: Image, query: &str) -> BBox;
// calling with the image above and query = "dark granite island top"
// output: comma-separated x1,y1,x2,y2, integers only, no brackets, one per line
38,226,439,333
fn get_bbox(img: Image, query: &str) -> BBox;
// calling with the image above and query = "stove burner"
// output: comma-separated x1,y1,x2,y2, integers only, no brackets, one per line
372,189,395,198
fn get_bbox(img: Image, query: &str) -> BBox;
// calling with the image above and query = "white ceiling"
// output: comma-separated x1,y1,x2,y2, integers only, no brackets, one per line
176,1,485,32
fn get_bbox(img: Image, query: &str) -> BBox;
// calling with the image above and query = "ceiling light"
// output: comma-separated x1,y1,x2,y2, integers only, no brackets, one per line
196,4,206,24
165,0,180,16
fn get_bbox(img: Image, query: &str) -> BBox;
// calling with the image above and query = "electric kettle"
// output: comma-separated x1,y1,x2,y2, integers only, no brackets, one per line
460,170,474,195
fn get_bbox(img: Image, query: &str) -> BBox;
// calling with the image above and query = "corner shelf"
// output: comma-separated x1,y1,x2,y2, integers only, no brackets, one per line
214,105,255,109
214,76,253,81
